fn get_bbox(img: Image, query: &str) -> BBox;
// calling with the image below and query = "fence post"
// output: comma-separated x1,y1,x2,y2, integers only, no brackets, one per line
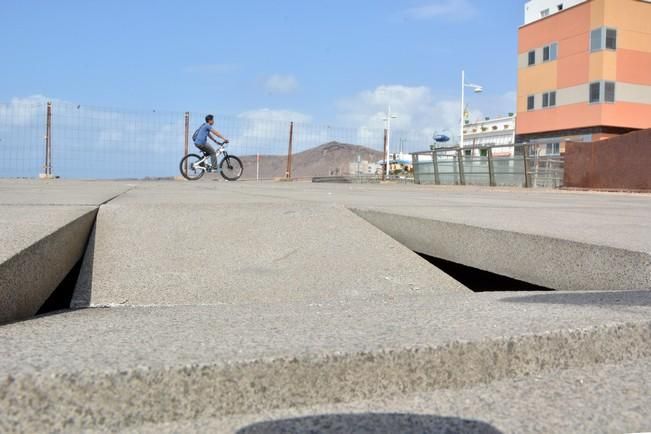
431,149,440,185
523,144,530,188
183,112,190,174
383,129,388,181
487,147,496,187
42,101,53,177
411,153,419,184
456,148,466,185
286,121,294,179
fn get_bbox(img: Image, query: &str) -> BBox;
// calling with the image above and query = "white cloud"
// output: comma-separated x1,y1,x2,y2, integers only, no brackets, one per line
0,95,50,127
238,108,311,123
404,0,478,21
336,85,477,143
263,74,299,94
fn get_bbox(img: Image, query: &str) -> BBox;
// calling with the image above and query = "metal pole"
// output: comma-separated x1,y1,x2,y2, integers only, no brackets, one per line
457,148,466,185
45,101,52,176
386,106,391,178
523,144,531,188
460,70,465,150
412,153,419,184
432,149,440,185
382,128,388,181
487,147,496,187
286,121,294,179
256,153,260,181
184,112,190,174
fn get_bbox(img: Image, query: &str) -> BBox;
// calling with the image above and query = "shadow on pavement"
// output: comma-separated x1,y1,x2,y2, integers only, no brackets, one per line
236,413,503,434
501,290,651,306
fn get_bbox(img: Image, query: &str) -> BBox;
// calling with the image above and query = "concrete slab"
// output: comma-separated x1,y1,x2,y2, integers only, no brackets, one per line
130,357,651,434
0,206,97,324
352,208,651,291
1,290,650,431
72,201,466,307
0,179,132,206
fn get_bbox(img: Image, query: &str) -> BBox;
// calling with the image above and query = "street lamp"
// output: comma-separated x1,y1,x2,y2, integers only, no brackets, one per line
383,105,399,178
459,70,483,151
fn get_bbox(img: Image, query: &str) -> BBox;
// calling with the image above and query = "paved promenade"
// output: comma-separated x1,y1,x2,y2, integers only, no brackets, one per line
0,180,649,433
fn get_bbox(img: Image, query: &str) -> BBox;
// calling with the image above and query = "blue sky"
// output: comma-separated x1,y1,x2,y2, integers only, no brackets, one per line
2,0,523,133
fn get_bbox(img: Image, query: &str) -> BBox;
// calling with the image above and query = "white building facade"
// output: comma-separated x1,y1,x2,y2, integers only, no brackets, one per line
524,0,587,24
462,115,516,157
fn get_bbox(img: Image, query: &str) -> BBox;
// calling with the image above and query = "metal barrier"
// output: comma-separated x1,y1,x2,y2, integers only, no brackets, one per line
412,144,564,188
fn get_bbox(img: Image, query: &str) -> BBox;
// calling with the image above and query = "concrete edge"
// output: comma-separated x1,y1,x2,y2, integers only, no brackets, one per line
0,209,98,325
350,208,651,291
2,320,650,432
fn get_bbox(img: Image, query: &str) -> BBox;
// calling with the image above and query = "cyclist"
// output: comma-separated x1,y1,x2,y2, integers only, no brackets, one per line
193,114,229,170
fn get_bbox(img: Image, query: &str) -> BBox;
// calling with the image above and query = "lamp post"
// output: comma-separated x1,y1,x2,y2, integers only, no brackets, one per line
459,70,484,150
383,105,398,178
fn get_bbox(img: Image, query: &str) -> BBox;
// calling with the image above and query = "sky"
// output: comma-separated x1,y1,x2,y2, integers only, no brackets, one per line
1,0,523,136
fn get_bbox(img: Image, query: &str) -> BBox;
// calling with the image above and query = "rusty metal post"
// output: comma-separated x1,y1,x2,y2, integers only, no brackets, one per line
411,153,419,184
523,144,531,188
431,149,440,185
183,112,190,174
487,147,496,187
456,148,466,185
44,101,52,176
382,128,388,181
286,121,294,179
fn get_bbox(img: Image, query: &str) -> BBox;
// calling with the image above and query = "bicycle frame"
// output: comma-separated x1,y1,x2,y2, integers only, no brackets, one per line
192,142,230,172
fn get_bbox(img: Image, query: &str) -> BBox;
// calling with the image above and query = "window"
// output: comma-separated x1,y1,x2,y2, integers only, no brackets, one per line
557,4,563,11
604,81,616,102
528,50,536,66
606,29,617,50
541,8,550,18
480,149,488,157
590,81,616,103
542,91,557,108
546,143,560,155
591,28,603,51
542,43,558,62
589,82,601,103
591,27,617,51
527,95,535,111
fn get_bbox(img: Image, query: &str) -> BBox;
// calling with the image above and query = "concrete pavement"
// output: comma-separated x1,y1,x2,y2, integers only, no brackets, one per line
1,179,650,432
0,180,132,323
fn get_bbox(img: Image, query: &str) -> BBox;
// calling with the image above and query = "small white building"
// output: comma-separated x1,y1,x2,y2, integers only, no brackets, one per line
524,0,586,25
462,115,516,157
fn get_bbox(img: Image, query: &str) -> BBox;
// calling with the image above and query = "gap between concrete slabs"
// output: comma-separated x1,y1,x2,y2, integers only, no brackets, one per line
1,320,649,432
350,208,651,292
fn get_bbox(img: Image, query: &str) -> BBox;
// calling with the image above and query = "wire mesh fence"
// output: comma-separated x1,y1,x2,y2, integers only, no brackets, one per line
413,144,564,188
0,99,435,180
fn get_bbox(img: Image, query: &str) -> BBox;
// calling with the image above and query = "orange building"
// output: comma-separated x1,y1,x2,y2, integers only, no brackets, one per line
516,0,651,150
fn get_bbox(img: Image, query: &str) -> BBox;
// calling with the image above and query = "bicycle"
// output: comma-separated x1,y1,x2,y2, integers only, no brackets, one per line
179,142,244,181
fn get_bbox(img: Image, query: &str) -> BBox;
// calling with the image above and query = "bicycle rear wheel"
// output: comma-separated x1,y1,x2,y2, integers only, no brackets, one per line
180,154,206,181
220,155,244,181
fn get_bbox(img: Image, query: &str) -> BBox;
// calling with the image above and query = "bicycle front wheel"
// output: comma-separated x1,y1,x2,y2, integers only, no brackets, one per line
180,154,206,181
220,155,244,181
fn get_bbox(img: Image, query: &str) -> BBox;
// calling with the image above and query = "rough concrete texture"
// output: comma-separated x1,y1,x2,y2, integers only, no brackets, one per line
1,292,650,432
72,202,466,307
128,358,651,434
2,180,651,432
0,206,97,324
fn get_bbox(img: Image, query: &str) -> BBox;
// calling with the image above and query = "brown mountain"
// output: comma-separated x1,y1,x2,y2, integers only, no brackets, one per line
238,141,384,180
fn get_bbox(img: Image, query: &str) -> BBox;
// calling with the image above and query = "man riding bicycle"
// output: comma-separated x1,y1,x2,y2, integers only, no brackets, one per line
193,115,229,170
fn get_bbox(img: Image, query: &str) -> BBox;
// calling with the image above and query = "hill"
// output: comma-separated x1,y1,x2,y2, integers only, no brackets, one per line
238,142,384,179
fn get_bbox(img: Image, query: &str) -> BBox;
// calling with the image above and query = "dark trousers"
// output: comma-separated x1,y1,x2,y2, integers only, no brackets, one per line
196,143,217,167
